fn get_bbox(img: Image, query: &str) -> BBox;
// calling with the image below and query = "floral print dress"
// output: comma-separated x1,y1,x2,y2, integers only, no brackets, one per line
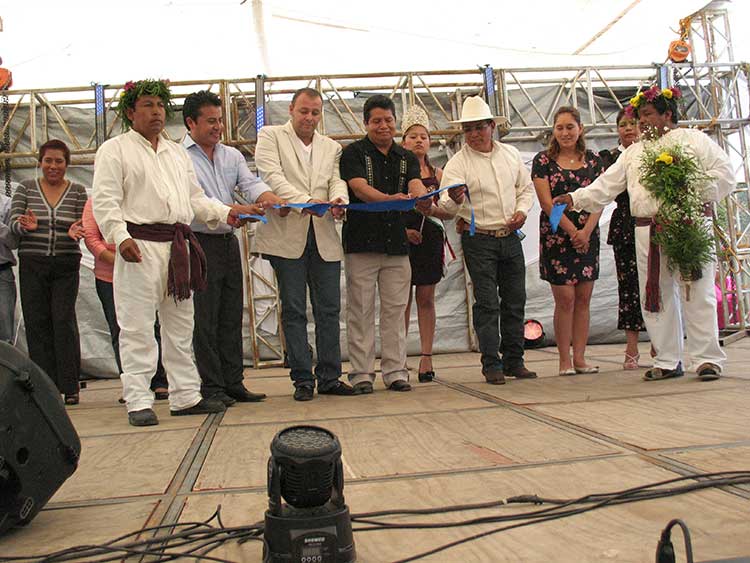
598,147,646,331
532,149,605,286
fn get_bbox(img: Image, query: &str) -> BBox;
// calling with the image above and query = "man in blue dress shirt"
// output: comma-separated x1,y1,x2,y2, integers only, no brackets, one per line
183,90,285,405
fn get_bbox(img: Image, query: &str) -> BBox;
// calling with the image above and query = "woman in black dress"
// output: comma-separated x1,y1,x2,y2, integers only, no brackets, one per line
401,105,453,382
532,107,605,376
598,108,645,370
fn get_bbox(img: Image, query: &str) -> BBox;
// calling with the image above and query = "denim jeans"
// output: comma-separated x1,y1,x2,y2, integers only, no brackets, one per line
461,232,527,371
0,266,16,343
269,228,342,390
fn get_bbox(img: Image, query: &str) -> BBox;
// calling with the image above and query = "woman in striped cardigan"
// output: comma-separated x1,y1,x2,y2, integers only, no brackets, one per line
11,139,87,404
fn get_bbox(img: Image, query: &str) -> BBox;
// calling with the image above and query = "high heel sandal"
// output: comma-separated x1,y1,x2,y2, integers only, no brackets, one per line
623,352,640,370
64,393,80,405
418,354,435,383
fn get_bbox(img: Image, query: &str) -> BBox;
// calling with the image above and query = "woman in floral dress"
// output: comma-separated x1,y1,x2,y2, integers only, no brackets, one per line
532,107,605,376
598,107,646,370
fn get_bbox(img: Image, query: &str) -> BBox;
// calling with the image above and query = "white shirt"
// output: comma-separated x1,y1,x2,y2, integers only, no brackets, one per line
92,130,231,247
438,141,535,229
292,134,313,166
571,127,735,217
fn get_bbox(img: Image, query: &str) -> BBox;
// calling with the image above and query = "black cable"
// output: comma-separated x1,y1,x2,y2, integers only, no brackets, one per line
1,471,745,563
656,519,694,563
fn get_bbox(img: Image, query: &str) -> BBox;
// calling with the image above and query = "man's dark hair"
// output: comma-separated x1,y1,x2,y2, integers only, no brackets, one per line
183,90,222,129
291,87,322,106
38,139,71,165
637,88,679,124
363,94,396,124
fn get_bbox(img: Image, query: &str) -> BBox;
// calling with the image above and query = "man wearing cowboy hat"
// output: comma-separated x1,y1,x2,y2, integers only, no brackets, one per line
439,96,537,385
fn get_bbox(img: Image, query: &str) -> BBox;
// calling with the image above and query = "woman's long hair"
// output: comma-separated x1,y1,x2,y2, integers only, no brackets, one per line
547,106,586,160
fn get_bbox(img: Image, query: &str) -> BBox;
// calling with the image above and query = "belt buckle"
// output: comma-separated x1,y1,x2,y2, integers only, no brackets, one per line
495,227,510,238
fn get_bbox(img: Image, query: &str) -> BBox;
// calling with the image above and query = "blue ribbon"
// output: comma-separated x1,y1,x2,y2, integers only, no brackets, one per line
549,203,567,234
238,213,268,224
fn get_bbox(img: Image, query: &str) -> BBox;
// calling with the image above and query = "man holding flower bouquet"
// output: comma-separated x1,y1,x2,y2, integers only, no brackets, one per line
554,85,734,382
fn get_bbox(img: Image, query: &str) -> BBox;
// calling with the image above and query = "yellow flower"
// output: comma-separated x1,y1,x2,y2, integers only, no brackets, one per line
630,95,640,107
655,152,674,165
662,88,673,99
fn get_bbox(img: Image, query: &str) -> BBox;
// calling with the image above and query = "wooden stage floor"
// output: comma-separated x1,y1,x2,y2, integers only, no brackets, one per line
2,341,749,562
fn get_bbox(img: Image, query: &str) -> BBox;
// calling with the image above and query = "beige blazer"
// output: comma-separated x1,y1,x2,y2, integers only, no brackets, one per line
252,121,349,261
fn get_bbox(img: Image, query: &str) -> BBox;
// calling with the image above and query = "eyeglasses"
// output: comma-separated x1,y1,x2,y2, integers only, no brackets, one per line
462,122,491,134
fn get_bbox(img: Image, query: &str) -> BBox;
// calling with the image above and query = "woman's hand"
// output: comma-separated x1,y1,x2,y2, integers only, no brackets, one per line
18,209,38,231
571,228,590,253
68,219,85,241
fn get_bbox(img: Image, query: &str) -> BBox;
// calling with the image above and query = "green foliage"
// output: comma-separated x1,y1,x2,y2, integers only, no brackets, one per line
639,141,715,280
115,79,174,131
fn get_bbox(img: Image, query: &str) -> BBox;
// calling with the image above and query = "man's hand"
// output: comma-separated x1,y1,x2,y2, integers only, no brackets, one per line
415,197,432,215
303,198,327,218
18,209,38,231
68,219,85,241
330,197,346,220
406,229,423,245
507,211,527,231
448,184,467,204
119,238,142,263
228,203,266,227
257,192,291,217
390,193,411,201
552,194,574,207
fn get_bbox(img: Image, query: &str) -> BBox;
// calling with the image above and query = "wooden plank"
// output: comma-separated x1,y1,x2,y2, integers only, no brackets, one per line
457,366,748,405
0,501,158,557
66,403,207,438
51,429,196,502
662,445,750,474
220,383,493,426
196,407,617,490
533,389,750,450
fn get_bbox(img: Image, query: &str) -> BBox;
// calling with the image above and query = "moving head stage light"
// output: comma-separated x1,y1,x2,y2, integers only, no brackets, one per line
264,425,355,563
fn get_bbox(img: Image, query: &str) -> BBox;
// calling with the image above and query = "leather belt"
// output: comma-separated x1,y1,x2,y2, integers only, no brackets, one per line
462,224,512,238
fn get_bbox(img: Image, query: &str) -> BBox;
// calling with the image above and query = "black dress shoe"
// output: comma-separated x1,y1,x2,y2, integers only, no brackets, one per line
318,381,355,396
209,391,237,407
171,398,226,416
293,386,314,401
129,408,159,426
388,380,412,392
226,385,266,402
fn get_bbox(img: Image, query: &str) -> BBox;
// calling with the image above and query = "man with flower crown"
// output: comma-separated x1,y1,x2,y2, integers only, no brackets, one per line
93,79,267,426
554,85,734,382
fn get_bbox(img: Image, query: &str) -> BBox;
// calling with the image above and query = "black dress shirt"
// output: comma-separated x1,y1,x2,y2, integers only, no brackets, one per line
340,136,420,255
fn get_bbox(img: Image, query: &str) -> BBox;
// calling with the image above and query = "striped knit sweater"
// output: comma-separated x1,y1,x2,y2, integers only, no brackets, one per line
10,178,88,256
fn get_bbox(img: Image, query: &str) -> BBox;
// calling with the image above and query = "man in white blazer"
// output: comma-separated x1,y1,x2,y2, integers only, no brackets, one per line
253,88,355,401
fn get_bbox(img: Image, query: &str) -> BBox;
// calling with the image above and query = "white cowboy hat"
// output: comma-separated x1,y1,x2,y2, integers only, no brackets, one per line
450,96,510,128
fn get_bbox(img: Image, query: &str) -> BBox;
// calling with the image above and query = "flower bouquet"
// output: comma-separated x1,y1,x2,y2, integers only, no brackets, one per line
638,141,714,286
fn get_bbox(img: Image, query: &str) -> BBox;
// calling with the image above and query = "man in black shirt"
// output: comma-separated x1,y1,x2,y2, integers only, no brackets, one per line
340,95,431,394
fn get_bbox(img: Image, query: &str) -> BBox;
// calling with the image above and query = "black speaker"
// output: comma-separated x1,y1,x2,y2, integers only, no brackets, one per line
0,341,81,536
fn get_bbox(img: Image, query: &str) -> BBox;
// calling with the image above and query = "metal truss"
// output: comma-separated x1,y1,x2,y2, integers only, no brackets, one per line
1,6,747,357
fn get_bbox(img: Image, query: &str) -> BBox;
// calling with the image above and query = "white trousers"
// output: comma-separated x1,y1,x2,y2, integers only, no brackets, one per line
114,240,203,412
345,253,410,387
635,225,725,372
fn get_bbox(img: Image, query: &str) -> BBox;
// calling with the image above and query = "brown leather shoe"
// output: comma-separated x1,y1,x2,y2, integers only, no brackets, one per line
482,368,506,385
504,366,538,379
